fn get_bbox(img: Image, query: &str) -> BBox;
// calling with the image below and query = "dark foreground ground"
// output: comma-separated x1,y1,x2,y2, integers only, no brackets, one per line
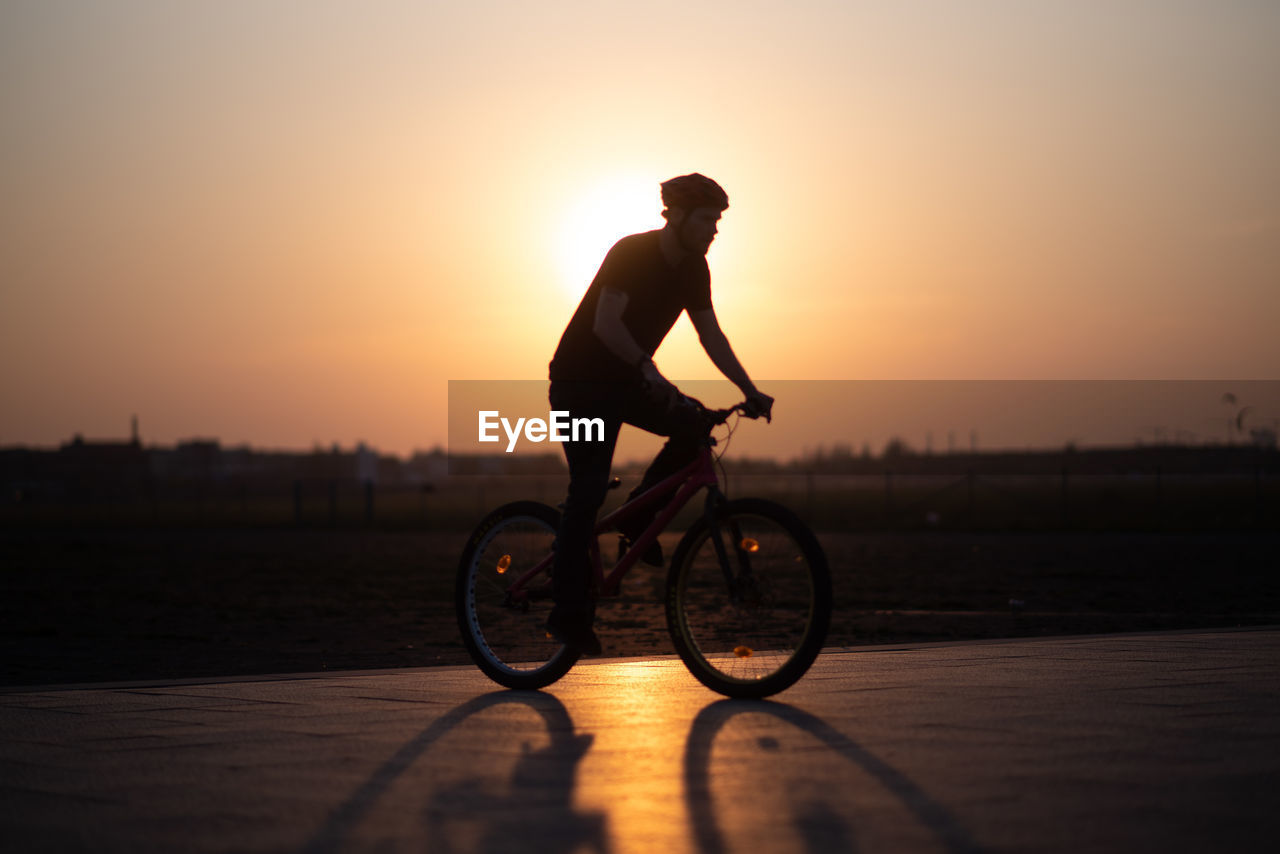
4,632,1279,854
3,527,1278,686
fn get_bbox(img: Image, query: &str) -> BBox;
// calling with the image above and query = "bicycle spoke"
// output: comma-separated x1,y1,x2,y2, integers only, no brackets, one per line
667,499,830,698
457,503,578,688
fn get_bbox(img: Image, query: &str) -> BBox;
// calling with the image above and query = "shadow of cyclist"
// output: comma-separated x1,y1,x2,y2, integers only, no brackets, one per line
684,699,984,854
302,690,606,854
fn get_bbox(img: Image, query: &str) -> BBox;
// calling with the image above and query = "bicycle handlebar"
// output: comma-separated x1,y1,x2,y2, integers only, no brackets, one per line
703,401,762,426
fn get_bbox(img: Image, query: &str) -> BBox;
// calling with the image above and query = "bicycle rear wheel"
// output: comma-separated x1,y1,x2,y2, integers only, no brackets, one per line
456,501,579,690
666,498,831,698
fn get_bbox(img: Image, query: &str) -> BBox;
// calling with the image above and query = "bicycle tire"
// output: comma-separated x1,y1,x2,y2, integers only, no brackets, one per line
665,498,831,698
456,501,579,690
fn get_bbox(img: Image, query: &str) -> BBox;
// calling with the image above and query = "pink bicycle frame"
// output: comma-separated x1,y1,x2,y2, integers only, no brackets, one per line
504,443,720,601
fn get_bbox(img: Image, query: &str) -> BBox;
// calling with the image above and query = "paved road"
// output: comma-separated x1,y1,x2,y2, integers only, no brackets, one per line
3,629,1279,853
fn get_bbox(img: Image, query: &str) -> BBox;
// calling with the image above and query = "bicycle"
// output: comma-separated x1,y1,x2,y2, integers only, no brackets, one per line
455,402,831,698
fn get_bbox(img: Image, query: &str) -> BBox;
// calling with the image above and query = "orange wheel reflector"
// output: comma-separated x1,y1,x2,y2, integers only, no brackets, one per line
734,645,753,658
496,554,511,574
740,538,760,553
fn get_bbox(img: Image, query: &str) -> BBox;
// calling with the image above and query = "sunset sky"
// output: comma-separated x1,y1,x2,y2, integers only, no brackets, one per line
3,1,1278,457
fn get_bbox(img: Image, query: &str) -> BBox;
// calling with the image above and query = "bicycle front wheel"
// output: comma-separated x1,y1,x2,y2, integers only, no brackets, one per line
456,501,578,690
666,498,831,698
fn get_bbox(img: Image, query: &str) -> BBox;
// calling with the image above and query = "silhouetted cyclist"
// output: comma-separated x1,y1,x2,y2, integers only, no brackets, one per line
546,173,774,654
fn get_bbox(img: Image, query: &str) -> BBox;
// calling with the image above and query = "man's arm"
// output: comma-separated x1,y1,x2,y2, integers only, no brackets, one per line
592,289,648,368
690,308,774,420
593,288,677,396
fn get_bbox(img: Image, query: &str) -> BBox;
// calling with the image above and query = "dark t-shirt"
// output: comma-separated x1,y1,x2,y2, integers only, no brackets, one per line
549,230,712,382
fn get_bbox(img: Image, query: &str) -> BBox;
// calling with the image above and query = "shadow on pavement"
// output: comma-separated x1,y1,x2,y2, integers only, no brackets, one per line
683,699,984,854
303,690,981,854
301,690,606,854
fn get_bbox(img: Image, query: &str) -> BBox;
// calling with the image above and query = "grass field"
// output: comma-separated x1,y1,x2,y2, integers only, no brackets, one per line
3,526,1277,687
4,468,1276,532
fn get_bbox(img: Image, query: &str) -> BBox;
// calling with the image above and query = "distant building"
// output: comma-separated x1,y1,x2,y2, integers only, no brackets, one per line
356,443,378,484
58,433,149,500
406,449,449,483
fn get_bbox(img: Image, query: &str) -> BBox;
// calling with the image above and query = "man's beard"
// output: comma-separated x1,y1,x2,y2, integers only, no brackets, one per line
679,225,713,255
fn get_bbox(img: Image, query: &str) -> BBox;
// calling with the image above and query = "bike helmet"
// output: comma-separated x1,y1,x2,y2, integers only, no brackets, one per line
660,173,729,212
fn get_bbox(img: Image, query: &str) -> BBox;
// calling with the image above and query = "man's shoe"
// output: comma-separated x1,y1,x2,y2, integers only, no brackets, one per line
544,612,602,657
617,534,663,568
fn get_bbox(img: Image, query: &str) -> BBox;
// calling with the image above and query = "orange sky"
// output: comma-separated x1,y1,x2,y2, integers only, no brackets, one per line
2,1,1278,456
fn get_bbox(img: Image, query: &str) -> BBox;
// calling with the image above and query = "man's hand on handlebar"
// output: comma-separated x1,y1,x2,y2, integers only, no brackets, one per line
742,388,774,422
639,358,680,410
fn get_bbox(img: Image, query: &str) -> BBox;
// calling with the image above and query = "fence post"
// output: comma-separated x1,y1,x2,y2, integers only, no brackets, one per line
1257,464,1263,528
967,469,976,529
364,480,375,526
806,471,815,526
1060,466,1069,529
1155,465,1163,530
293,479,303,526
883,470,893,526
328,479,338,527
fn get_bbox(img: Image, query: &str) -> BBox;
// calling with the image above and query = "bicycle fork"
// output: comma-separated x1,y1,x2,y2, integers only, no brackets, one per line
704,490,755,605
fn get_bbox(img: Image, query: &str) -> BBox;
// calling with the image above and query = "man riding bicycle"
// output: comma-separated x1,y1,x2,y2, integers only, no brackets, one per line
546,173,774,654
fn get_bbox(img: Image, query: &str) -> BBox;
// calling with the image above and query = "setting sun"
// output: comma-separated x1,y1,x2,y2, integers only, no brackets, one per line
555,175,663,298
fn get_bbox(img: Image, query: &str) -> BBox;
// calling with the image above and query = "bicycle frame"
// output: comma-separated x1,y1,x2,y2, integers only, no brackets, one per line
503,442,721,602
459,400,830,698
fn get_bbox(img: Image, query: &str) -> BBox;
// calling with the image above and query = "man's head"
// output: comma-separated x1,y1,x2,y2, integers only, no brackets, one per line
660,173,729,256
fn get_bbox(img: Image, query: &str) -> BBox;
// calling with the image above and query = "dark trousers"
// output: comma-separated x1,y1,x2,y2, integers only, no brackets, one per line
548,381,705,617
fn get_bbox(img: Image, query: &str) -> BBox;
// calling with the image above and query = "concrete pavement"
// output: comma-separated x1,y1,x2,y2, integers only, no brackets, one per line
2,629,1279,853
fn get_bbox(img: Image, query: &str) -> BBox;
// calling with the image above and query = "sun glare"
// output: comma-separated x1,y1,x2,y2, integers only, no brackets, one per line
556,176,661,297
